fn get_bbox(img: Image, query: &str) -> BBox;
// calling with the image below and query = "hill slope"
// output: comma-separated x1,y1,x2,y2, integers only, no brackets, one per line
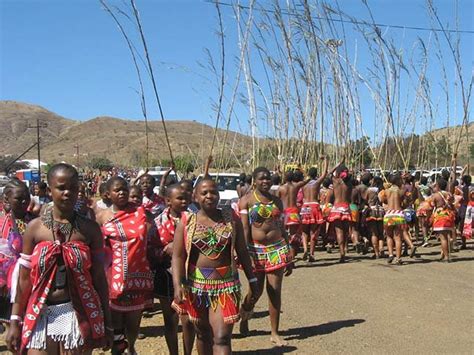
0,101,252,166
0,101,471,168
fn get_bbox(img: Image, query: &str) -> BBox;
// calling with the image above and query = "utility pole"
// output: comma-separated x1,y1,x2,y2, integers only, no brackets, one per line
28,118,48,181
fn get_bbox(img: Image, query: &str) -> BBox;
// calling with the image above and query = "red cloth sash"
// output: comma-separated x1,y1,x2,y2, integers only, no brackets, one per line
142,194,165,216
154,207,176,246
21,240,105,352
101,206,153,300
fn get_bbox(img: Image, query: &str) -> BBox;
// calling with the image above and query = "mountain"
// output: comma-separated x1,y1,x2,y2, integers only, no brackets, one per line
0,100,471,168
427,122,472,163
0,101,252,167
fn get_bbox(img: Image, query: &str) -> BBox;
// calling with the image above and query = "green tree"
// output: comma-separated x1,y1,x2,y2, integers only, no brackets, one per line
89,157,113,171
178,156,196,174
425,135,451,167
160,156,196,176
351,136,373,168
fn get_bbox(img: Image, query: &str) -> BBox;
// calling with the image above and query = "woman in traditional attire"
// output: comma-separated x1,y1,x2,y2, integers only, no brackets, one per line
97,176,153,354
6,164,112,354
239,167,292,347
0,179,34,331
431,179,456,262
172,178,258,355
148,184,195,355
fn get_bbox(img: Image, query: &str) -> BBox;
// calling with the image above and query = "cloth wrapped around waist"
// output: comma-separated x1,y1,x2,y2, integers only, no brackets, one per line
300,202,324,225
383,210,406,227
172,264,241,325
432,207,455,231
284,207,300,225
248,238,290,273
327,203,352,222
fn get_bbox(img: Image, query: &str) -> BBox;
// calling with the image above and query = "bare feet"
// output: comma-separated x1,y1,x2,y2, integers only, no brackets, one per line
271,334,288,347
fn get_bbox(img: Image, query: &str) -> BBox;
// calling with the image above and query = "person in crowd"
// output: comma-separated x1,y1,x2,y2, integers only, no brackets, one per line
6,164,112,353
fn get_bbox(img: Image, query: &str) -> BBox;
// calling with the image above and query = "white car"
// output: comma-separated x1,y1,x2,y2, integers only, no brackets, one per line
137,167,181,194
194,173,241,208
411,170,431,178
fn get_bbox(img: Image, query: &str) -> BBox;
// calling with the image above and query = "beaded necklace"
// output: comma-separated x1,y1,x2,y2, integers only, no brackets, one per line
41,210,78,242
191,211,233,260
249,190,279,224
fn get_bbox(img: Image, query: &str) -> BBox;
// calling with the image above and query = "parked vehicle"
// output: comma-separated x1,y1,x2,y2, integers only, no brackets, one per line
137,167,181,195
15,169,40,185
194,173,241,208
411,170,431,179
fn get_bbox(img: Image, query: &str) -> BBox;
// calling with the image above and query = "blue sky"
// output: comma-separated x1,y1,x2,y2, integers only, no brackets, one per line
1,0,472,142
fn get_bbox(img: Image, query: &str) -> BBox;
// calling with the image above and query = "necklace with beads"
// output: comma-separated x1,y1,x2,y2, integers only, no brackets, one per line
41,210,78,241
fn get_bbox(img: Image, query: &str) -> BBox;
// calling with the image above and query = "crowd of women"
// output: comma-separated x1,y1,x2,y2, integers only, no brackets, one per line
0,156,472,354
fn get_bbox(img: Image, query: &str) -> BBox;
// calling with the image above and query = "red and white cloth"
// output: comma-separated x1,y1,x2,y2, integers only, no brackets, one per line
463,201,473,239
327,203,352,222
21,241,106,352
300,202,324,225
142,193,166,217
102,206,153,311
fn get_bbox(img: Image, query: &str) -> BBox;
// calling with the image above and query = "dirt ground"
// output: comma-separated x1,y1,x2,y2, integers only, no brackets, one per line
1,241,473,354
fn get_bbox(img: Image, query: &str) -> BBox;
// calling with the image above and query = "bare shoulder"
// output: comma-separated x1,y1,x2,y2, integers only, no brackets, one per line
95,209,111,225
26,216,44,231
240,192,249,205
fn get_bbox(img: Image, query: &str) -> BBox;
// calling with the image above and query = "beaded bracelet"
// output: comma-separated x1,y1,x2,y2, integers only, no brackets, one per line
10,315,22,322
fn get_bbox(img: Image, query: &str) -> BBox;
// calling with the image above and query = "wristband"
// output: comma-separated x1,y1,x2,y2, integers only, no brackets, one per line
10,315,22,322
106,326,114,332
248,277,258,284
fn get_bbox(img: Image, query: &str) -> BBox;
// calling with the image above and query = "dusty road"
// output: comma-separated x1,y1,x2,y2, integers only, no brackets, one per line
1,241,473,354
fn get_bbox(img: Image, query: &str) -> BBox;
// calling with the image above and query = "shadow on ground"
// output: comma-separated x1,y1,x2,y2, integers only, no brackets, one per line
282,318,365,340
451,256,474,262
296,257,364,268
234,319,365,353
233,345,298,354
139,324,166,338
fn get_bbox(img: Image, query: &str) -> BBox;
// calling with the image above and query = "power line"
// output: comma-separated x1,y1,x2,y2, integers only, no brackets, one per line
206,1,474,35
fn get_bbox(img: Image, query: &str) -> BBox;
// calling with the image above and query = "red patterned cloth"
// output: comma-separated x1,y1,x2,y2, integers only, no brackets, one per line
142,193,165,217
463,201,473,239
327,203,352,222
284,207,301,226
102,206,153,311
154,207,177,246
300,202,324,225
21,241,106,352
432,207,455,232
416,199,433,218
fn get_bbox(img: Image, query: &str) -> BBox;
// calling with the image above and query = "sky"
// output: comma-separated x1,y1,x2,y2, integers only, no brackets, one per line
0,0,472,141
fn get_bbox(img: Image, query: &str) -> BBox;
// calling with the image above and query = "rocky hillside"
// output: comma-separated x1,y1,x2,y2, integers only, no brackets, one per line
0,101,252,166
0,100,471,168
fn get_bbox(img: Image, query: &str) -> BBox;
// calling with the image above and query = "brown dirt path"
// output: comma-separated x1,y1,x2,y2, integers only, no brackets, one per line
1,242,473,354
